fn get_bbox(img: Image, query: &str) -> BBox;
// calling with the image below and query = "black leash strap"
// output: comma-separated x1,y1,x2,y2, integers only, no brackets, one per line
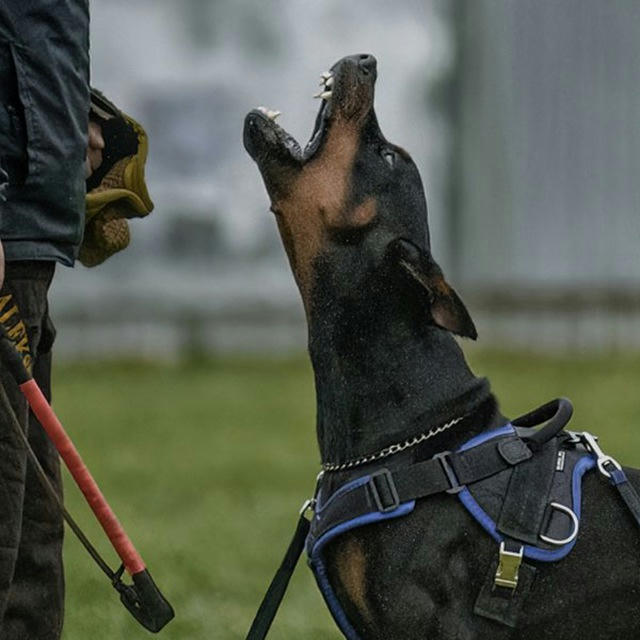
246,513,311,640
580,432,640,529
0,329,175,632
608,465,640,528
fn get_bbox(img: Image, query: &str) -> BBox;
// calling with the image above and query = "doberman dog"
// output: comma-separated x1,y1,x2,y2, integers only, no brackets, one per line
244,54,640,639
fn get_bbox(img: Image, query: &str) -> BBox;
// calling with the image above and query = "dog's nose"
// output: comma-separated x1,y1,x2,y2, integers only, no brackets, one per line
357,54,377,76
336,54,378,78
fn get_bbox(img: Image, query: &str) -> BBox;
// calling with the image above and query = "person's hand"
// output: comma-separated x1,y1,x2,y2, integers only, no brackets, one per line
85,120,105,179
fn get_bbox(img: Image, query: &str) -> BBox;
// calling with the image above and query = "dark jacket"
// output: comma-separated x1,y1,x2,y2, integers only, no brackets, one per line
0,0,90,266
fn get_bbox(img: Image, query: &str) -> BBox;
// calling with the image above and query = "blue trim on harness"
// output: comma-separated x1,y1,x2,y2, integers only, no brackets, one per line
315,475,372,515
309,474,415,640
457,423,515,451
311,502,416,556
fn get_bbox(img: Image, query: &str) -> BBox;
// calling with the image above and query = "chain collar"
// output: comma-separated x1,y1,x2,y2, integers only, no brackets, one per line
321,414,467,472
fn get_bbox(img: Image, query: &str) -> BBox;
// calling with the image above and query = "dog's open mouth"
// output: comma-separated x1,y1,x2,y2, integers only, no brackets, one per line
244,54,377,169
243,67,335,165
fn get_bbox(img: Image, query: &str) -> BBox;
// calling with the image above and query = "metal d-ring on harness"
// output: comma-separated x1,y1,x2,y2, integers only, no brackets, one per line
538,502,579,546
246,398,640,639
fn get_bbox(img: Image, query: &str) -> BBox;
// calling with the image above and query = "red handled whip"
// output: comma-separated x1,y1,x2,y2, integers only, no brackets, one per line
0,331,174,633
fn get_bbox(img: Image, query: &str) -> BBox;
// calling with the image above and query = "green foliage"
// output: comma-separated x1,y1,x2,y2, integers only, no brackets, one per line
57,351,640,639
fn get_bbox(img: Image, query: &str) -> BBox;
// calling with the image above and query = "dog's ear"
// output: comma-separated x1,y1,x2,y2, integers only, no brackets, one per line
389,238,477,339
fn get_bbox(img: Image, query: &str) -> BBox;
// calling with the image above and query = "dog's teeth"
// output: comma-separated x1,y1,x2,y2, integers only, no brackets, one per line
313,91,323,99
320,91,332,100
319,71,334,86
256,106,281,121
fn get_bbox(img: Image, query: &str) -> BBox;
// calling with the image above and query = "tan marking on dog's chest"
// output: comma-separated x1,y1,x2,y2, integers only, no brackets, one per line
334,536,373,624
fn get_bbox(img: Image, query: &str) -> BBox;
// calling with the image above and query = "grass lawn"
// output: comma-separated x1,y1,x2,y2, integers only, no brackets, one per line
54,349,640,639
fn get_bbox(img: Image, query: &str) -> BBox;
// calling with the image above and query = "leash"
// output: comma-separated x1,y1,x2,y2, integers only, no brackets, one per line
0,331,174,632
246,476,321,640
246,510,312,640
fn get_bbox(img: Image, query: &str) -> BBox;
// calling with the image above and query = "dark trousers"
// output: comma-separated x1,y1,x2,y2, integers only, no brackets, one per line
0,261,64,640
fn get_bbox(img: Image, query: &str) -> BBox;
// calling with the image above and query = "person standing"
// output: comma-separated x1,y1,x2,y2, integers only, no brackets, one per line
0,1,91,637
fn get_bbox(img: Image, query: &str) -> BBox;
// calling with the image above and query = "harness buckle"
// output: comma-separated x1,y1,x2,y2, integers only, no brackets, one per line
432,451,464,494
368,469,400,513
494,542,524,591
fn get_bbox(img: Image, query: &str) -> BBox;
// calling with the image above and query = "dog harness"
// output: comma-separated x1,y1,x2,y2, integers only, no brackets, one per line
246,399,640,639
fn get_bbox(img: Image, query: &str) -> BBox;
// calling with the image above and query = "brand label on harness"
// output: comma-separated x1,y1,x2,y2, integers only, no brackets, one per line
556,450,566,472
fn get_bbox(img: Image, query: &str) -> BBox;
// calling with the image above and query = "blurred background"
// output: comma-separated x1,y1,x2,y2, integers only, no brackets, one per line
50,0,640,358
54,2,639,639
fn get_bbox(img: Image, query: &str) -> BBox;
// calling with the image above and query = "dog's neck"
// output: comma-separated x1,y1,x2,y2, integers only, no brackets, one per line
308,290,502,464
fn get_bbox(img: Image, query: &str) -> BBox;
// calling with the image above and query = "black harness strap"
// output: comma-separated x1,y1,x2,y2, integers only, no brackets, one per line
316,436,531,537
497,437,559,545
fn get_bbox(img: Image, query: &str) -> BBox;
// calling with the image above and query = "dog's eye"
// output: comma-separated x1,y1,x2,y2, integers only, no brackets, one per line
382,149,396,168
